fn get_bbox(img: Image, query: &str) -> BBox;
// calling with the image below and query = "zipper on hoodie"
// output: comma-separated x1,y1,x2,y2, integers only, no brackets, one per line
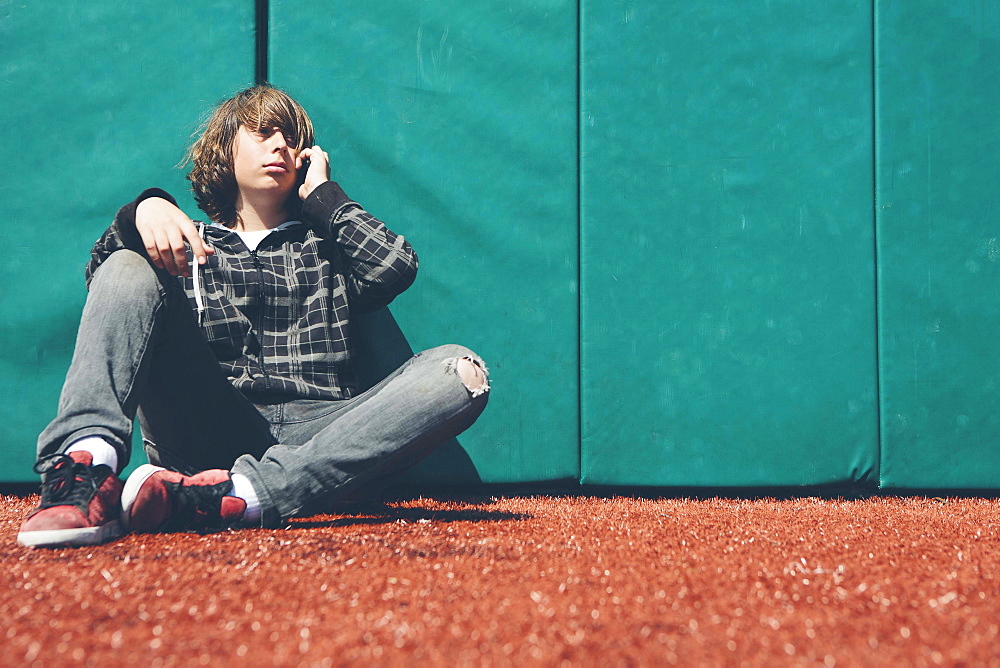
251,248,271,392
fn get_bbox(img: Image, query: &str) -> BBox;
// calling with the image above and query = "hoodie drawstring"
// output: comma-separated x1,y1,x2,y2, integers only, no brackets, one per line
193,222,206,325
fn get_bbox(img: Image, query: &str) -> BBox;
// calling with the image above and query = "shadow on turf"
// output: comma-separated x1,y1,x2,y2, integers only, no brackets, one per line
292,504,531,529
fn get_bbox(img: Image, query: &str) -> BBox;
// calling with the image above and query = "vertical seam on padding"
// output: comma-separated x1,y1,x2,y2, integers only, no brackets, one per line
255,0,269,84
872,0,884,487
575,0,584,484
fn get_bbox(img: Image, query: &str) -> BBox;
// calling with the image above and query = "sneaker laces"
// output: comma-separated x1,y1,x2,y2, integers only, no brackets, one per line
166,479,235,531
33,454,98,510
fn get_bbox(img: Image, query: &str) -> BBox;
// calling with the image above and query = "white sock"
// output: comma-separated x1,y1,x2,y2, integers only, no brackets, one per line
66,437,119,473
230,473,262,525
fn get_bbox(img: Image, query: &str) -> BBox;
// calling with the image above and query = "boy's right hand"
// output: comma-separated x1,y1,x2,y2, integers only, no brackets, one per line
135,197,214,277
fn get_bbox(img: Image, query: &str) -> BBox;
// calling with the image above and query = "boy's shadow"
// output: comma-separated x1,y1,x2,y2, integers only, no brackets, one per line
292,503,529,529
351,307,482,486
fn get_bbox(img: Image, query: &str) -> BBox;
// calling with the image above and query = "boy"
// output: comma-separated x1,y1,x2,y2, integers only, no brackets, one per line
17,85,489,547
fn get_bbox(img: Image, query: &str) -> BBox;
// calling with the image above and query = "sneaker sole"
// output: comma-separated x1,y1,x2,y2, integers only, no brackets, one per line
120,464,167,532
17,521,123,548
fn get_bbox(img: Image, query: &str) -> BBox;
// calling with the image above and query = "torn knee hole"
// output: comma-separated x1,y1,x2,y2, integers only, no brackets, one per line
452,356,489,397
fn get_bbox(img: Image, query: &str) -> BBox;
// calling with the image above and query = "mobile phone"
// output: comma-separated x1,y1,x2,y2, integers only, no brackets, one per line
297,157,310,187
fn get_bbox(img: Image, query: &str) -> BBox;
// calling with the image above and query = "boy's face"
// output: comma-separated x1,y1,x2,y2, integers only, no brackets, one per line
232,124,300,200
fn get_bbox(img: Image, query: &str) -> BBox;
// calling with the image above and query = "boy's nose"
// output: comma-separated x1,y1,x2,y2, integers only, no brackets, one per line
269,132,288,151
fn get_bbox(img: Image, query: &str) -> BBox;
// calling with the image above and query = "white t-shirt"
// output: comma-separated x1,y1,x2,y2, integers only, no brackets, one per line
210,220,302,251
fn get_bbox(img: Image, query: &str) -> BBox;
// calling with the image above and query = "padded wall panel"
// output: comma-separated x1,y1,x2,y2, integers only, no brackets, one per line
581,2,879,486
270,2,580,482
0,2,254,481
877,2,1000,488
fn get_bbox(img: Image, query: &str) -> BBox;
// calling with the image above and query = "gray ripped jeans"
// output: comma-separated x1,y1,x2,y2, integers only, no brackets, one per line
37,250,489,528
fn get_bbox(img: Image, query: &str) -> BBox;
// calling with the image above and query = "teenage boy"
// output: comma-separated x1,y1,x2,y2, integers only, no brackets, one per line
17,85,489,548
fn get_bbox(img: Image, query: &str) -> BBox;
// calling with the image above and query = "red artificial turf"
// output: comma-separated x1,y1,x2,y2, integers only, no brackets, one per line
3,492,999,665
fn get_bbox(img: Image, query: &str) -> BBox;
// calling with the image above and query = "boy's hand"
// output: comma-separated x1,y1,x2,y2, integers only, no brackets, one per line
297,145,330,201
135,197,214,277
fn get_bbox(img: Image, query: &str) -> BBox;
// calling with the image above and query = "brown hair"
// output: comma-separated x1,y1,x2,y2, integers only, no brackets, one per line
186,85,315,227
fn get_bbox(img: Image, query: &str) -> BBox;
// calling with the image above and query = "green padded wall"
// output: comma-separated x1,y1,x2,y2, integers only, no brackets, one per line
269,1,580,483
877,2,1000,488
0,2,254,482
6,3,997,489
580,2,879,486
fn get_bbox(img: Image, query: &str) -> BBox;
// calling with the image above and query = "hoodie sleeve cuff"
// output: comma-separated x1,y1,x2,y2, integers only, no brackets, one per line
300,181,353,236
115,188,178,252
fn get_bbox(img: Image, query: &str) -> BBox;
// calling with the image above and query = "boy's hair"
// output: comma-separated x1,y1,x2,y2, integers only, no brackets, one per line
186,85,315,227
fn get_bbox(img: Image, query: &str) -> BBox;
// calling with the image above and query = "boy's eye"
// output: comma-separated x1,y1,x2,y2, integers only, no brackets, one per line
254,127,296,145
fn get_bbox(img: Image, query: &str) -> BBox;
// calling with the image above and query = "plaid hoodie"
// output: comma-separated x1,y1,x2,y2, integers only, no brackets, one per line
85,181,418,401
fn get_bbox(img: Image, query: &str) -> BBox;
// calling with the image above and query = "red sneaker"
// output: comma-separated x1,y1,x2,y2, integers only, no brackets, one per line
17,452,124,548
121,465,247,533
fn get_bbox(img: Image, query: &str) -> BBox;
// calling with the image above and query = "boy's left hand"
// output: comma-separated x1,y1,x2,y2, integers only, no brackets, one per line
297,146,330,200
